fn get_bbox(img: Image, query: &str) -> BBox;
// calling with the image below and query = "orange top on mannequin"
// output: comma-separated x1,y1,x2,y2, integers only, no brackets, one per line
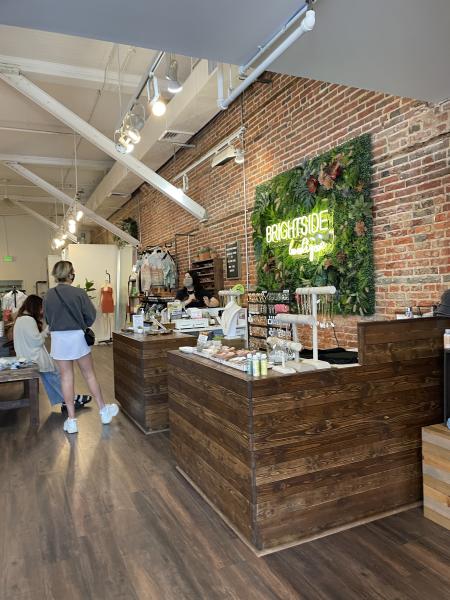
100,283,114,314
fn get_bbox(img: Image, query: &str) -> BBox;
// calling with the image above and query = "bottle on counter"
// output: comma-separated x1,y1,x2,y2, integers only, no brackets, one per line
253,352,261,377
260,353,268,376
444,329,450,350
246,353,253,375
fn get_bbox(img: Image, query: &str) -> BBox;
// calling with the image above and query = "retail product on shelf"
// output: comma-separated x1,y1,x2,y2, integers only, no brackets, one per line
247,289,292,350
190,257,224,297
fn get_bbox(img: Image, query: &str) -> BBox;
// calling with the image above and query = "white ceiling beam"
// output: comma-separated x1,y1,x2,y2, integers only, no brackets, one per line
6,197,77,242
0,154,113,170
3,162,140,246
87,59,218,216
0,54,141,92
0,70,207,221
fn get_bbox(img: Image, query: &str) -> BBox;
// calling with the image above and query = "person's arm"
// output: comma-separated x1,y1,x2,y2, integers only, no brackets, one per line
206,296,219,308
80,291,97,327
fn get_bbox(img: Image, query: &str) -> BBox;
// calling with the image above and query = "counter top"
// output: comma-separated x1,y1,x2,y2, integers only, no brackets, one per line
114,330,194,345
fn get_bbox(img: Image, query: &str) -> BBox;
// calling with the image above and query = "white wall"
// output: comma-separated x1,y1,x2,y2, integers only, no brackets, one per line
0,215,53,294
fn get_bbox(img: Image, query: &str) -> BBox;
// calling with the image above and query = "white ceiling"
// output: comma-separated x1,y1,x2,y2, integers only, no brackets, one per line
272,0,450,103
0,0,302,66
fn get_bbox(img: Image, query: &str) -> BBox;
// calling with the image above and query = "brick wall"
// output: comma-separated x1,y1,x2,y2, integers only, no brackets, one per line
102,72,450,348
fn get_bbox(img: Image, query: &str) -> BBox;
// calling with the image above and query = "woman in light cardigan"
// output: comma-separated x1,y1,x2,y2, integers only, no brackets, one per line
13,294,91,410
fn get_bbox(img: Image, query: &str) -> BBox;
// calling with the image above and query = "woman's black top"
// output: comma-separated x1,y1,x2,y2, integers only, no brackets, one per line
175,287,211,308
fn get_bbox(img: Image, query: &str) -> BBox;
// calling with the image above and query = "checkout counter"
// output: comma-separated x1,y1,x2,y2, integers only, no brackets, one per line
167,317,449,554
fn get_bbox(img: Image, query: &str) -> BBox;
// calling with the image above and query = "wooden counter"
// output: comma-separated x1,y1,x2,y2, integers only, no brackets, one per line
168,317,449,554
113,331,196,433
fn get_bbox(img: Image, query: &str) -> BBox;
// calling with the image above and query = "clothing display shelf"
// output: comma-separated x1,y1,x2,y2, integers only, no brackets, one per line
247,289,293,351
190,257,224,295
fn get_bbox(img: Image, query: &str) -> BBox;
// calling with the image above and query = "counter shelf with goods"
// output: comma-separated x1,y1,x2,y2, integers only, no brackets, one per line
247,289,293,351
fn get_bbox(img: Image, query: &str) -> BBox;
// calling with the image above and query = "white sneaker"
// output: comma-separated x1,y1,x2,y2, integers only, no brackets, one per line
99,403,119,424
63,417,78,434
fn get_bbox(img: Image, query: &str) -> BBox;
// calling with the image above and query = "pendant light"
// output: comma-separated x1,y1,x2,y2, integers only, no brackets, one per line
165,54,183,94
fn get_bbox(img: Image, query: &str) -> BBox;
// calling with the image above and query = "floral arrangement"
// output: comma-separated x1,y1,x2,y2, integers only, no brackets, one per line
251,134,374,315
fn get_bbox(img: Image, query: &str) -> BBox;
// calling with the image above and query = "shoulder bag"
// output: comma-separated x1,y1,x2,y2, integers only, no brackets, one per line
54,287,96,346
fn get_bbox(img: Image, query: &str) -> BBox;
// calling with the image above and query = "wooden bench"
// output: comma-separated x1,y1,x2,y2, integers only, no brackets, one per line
0,366,40,428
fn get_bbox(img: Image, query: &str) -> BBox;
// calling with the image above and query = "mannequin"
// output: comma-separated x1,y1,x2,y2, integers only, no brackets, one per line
99,275,114,342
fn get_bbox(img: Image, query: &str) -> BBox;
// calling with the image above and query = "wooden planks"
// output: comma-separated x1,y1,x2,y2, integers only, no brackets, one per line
168,317,449,552
113,332,196,433
0,366,40,428
422,424,450,530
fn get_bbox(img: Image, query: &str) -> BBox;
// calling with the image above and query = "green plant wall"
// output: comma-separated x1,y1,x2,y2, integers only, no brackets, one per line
252,134,374,315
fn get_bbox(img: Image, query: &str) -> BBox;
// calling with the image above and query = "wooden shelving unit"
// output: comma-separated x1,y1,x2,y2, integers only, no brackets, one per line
190,257,224,296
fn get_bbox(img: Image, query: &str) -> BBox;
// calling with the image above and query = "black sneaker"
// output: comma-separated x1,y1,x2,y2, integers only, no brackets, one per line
61,395,92,412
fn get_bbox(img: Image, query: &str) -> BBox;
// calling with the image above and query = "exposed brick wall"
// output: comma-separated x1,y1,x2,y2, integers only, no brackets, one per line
102,72,450,349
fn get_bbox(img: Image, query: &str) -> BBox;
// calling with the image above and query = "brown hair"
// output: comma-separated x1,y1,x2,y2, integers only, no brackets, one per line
16,294,44,332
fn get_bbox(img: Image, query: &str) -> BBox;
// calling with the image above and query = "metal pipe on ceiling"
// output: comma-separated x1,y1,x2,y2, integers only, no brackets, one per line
219,9,316,110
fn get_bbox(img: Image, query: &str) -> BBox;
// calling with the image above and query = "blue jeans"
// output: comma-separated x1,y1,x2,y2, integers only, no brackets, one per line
40,370,64,406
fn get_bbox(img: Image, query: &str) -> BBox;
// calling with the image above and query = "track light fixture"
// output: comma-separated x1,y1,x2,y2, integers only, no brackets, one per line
147,76,167,117
234,148,245,165
165,55,183,94
182,173,189,193
114,128,135,154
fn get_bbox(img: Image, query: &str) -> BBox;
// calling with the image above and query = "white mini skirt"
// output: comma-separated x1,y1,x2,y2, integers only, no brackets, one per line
50,330,91,361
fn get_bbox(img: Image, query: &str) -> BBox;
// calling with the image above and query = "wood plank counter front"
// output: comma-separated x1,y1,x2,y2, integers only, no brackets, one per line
113,331,196,433
168,317,450,554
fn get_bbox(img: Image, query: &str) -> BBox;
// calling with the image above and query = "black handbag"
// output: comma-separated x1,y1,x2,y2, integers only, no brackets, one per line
54,287,96,347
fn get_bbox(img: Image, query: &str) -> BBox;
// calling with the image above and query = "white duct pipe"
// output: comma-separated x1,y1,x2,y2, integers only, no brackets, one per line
219,10,315,110
239,3,309,76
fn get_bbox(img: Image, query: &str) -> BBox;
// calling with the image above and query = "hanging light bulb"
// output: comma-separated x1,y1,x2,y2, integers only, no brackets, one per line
165,55,183,94
68,218,77,234
76,210,84,222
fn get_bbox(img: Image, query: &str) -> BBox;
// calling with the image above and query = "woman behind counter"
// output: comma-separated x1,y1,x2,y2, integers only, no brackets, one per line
175,271,219,308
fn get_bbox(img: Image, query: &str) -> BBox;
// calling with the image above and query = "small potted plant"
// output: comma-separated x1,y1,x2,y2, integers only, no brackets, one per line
198,246,211,261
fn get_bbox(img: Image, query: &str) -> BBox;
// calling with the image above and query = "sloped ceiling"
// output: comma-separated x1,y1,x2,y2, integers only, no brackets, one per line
271,0,450,103
0,0,303,66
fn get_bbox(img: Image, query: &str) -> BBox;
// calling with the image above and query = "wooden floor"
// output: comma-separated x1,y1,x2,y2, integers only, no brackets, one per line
1,347,449,600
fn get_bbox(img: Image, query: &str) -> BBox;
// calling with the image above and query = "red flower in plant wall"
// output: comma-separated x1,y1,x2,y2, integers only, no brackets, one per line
306,176,319,194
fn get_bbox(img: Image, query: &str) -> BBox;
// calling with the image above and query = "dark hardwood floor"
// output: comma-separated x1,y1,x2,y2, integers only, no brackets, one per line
1,346,449,600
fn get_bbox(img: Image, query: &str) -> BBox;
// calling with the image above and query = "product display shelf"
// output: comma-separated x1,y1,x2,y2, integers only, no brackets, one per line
247,289,292,351
190,257,224,296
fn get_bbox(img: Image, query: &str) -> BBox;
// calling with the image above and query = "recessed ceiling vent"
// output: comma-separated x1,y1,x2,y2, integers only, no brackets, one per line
158,130,194,144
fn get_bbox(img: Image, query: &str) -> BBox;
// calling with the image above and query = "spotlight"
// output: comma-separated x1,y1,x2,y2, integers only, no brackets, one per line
151,98,166,117
235,148,245,165
147,76,167,117
165,55,183,94
122,112,142,144
182,173,189,193
114,129,135,154
68,219,77,234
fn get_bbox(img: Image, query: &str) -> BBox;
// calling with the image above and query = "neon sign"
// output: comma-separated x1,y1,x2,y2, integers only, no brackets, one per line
265,208,334,261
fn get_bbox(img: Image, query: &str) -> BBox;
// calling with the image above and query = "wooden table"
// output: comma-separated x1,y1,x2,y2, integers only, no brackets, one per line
0,366,40,428
168,316,450,554
113,331,197,434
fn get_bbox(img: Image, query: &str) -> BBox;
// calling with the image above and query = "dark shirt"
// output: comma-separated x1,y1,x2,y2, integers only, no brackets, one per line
44,284,97,331
175,287,211,308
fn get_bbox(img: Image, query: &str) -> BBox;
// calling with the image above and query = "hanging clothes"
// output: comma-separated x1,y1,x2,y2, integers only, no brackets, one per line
1,290,27,312
137,247,177,291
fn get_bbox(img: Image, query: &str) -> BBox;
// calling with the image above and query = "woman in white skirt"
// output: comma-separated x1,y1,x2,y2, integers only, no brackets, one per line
44,260,119,434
